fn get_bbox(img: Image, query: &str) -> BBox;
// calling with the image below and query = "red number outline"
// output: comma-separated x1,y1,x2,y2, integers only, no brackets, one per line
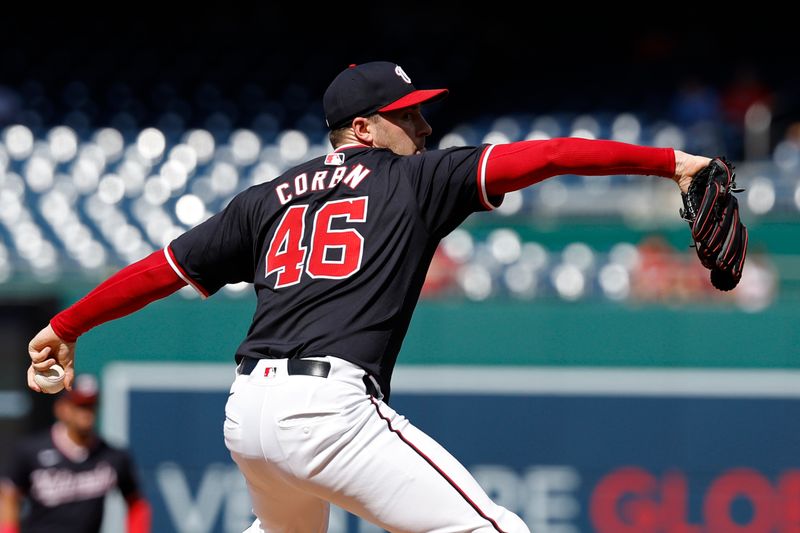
307,197,369,280
265,197,368,288
265,205,308,288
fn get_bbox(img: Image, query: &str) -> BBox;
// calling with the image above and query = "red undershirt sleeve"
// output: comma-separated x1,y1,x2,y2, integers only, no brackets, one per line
126,497,152,533
483,138,676,196
49,248,187,343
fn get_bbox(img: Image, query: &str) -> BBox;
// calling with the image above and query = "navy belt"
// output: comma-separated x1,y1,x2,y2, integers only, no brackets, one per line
238,356,330,378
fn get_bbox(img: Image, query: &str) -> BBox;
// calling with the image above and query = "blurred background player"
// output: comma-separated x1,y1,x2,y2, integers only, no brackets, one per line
0,375,151,533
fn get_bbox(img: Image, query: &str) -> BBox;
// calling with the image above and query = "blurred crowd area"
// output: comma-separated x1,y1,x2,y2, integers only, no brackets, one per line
422,231,778,312
0,13,796,310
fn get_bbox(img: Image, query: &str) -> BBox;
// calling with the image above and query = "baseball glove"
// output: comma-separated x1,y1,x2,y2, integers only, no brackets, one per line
680,156,748,291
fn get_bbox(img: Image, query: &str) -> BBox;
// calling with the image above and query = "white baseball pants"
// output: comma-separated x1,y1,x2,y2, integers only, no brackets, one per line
223,356,529,533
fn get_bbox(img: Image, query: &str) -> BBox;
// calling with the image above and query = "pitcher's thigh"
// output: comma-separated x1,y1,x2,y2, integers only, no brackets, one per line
232,451,329,533
326,399,529,533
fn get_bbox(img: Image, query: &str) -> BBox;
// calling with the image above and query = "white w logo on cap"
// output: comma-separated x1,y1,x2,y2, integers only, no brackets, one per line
395,66,412,84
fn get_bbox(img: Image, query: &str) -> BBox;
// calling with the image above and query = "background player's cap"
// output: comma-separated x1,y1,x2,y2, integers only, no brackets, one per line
323,61,448,129
61,374,100,407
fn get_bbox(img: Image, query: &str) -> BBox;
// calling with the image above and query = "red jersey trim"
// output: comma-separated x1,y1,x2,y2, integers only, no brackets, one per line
163,246,210,299
477,144,501,210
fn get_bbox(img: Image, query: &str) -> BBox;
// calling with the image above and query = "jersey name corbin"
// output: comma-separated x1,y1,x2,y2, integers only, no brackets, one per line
274,161,371,205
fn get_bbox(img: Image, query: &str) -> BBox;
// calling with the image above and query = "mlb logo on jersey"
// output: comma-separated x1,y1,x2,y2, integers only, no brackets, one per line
324,152,345,166
264,367,277,378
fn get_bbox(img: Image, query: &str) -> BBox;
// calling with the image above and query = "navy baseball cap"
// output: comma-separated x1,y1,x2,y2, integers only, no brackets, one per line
323,61,449,129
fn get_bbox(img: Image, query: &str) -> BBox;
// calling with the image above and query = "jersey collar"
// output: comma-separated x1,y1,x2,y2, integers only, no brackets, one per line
334,143,370,152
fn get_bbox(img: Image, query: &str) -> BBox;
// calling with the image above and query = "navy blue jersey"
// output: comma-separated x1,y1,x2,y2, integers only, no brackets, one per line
4,429,141,533
168,144,501,399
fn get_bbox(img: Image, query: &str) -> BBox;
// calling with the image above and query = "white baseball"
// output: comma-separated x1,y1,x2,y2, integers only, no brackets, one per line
34,364,66,394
